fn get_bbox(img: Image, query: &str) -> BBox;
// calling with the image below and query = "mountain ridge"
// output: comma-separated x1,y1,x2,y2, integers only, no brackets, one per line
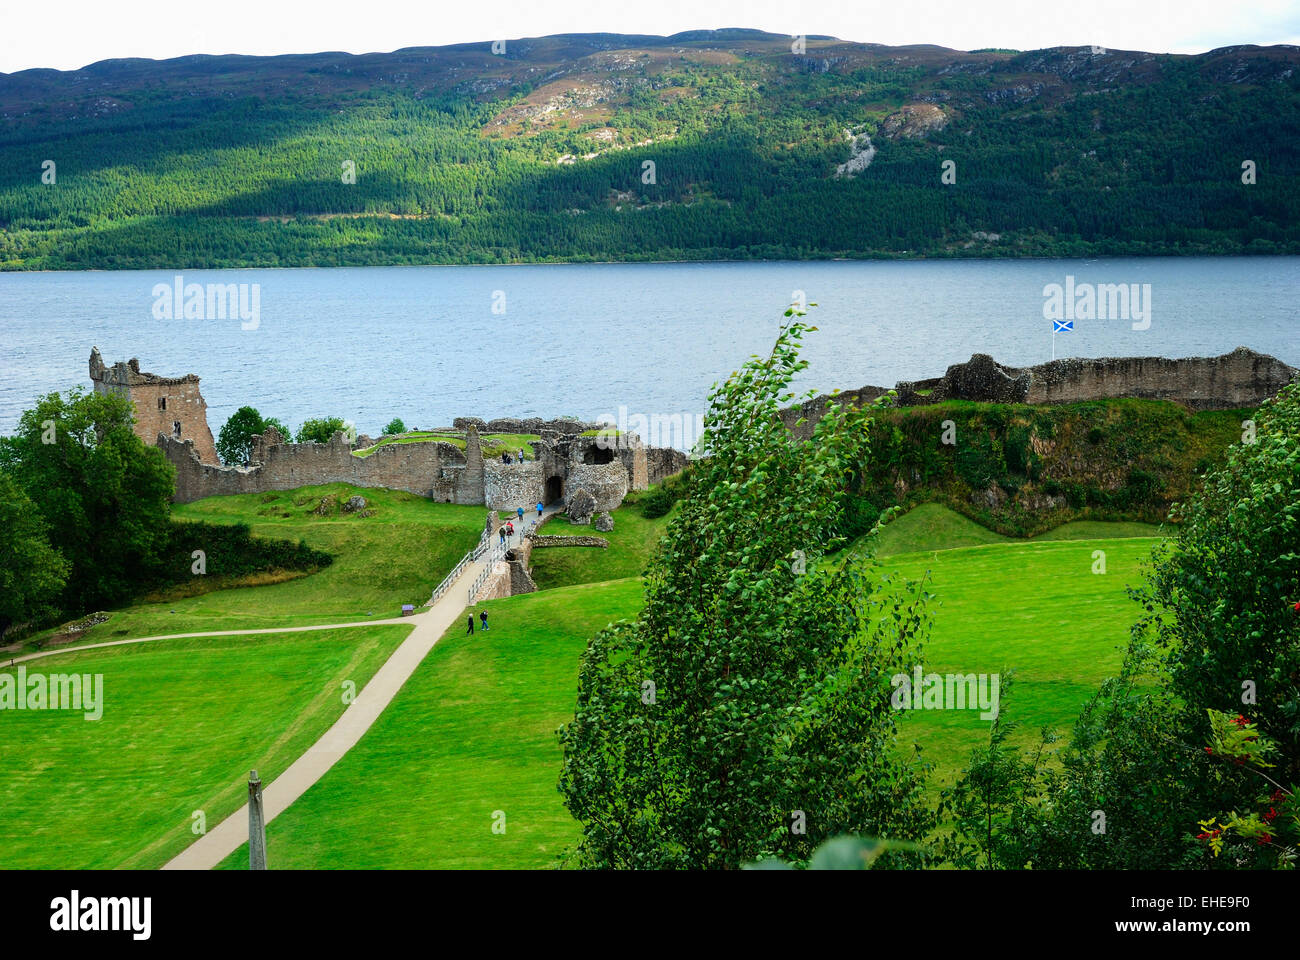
1,29,1296,269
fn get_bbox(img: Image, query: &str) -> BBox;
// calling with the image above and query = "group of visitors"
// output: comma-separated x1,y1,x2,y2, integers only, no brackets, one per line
498,449,527,464
471,501,550,636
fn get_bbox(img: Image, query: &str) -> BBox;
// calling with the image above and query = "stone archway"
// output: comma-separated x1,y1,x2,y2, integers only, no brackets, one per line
544,475,563,505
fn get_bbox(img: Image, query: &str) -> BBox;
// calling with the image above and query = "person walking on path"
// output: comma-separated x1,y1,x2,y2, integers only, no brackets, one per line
480,611,489,631
517,449,524,464
517,506,525,525
536,501,544,519
466,614,475,635
506,521,514,539
498,526,506,546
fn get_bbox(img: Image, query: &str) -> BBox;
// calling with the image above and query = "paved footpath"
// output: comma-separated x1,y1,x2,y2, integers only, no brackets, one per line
5,618,413,668
162,502,563,870
159,549,496,870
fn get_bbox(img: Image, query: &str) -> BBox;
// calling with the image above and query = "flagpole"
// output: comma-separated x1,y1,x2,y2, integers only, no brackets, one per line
1052,325,1056,362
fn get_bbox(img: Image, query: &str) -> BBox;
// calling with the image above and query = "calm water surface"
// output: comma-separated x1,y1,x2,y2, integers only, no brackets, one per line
1,257,1295,441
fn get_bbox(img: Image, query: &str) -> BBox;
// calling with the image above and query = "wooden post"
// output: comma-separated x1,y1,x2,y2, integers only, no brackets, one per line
248,769,267,870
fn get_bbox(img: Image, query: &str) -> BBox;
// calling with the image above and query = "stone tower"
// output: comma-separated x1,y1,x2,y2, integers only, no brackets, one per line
89,347,219,464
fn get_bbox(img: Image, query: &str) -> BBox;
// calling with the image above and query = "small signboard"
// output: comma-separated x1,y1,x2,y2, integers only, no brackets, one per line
401,604,415,616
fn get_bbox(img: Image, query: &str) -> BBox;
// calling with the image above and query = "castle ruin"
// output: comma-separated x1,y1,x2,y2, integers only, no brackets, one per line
89,349,688,509
781,347,1297,440
90,347,218,463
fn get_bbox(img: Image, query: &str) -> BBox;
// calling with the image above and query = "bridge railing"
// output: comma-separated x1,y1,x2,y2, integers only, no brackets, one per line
427,527,493,606
430,508,561,608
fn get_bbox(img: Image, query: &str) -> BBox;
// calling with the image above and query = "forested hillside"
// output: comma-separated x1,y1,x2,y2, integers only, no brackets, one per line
1,29,1296,269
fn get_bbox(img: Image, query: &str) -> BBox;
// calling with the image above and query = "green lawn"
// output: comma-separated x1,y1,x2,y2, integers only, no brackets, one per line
527,506,675,590
217,578,645,869
28,484,485,648
0,624,409,869
354,432,540,460
885,535,1159,790
213,525,1158,868
870,501,1163,557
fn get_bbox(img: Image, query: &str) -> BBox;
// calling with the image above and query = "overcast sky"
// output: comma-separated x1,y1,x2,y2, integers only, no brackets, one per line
2,0,1298,74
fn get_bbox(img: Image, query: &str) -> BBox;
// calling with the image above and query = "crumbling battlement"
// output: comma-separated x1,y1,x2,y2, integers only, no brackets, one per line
90,347,218,463
785,347,1297,439
162,425,482,504
88,350,685,507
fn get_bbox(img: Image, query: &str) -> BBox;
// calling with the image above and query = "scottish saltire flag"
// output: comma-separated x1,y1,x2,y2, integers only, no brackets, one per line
1053,319,1074,333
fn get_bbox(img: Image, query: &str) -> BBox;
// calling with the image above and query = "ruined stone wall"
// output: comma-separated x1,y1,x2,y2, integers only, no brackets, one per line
780,347,1295,433
779,386,891,441
1020,348,1296,409
565,462,630,512
617,445,650,491
531,535,610,548
87,349,689,507
162,430,479,504
645,447,690,485
484,461,544,512
90,348,218,463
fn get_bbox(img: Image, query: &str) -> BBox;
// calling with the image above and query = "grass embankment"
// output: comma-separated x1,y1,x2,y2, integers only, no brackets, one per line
25,484,485,648
354,432,540,460
870,501,1163,556
0,624,409,869
218,579,644,869
859,398,1245,536
527,507,675,590
886,535,1158,791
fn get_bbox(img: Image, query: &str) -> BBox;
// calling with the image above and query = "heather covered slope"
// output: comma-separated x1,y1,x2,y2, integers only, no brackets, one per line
1,30,1297,269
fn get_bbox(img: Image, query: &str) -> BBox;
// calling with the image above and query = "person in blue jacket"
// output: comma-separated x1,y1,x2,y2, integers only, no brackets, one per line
536,501,544,518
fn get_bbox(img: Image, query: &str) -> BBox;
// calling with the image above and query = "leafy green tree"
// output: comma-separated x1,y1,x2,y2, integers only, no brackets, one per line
558,315,934,869
216,406,267,464
4,388,176,612
0,472,69,640
295,417,348,444
382,418,406,436
262,416,291,440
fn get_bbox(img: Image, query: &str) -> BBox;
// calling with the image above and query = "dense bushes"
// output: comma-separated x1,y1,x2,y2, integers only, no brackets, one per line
849,399,1244,536
635,468,692,519
148,520,332,591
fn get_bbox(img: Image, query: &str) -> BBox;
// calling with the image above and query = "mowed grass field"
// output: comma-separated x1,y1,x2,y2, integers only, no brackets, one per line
217,579,645,869
870,501,1163,556
885,536,1158,789
211,503,1160,868
27,484,486,647
0,624,410,869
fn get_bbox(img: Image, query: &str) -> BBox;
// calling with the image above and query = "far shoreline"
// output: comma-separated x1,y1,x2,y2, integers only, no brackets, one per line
3,250,1297,276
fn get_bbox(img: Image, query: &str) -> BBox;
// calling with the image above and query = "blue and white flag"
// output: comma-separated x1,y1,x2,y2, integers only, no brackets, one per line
1053,319,1074,333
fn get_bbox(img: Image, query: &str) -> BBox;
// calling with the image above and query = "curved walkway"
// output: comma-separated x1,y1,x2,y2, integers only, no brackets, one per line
159,546,498,870
5,618,414,668
162,501,564,870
